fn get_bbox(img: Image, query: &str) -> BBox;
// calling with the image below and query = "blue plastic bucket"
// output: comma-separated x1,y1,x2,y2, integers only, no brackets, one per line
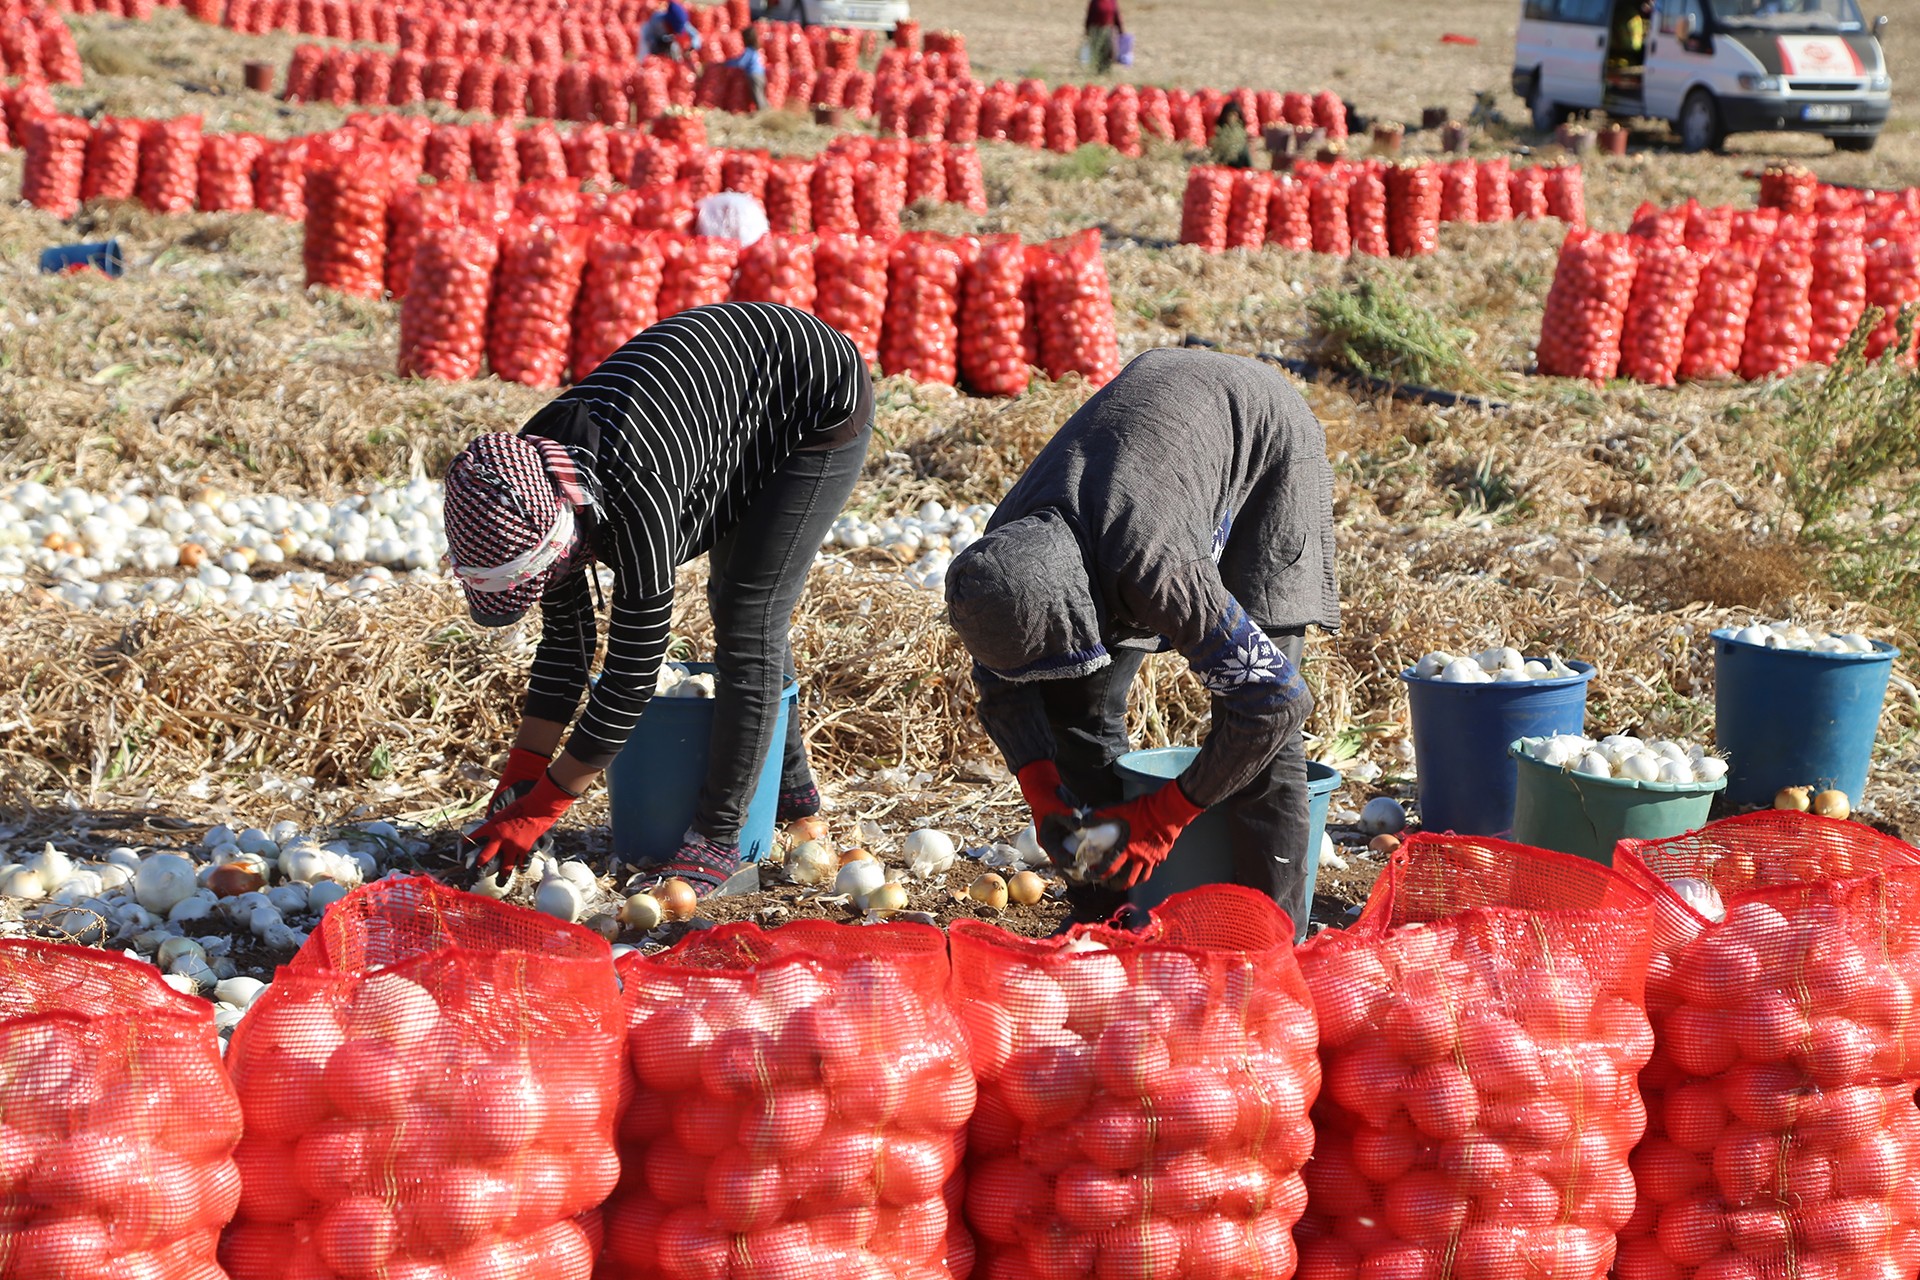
1115,746,1342,942
604,663,796,865
39,240,124,278
1402,660,1595,836
1712,629,1899,809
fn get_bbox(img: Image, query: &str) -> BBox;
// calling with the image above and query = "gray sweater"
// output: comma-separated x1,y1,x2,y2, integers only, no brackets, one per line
945,348,1339,806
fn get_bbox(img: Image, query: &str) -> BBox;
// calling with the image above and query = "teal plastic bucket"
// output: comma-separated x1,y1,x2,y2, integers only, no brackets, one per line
1712,629,1899,810
604,663,796,865
1508,740,1724,864
1115,746,1342,942
1402,660,1595,836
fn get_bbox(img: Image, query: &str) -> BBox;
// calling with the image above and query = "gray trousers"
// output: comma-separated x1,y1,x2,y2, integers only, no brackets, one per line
1042,629,1311,930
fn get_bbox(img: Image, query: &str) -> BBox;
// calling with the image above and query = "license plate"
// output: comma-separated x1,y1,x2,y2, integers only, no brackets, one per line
1802,104,1852,122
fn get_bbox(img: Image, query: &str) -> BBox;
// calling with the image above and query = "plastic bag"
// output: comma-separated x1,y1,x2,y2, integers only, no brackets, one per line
220,878,620,1280
1536,228,1637,382
400,223,499,380
599,920,975,1280
1031,228,1121,387
490,219,591,388
303,147,391,299
1618,239,1706,387
1677,239,1764,381
955,887,1318,1280
571,226,665,381
1181,167,1233,253
815,231,890,364
658,233,742,320
1296,836,1655,1280
0,940,242,1280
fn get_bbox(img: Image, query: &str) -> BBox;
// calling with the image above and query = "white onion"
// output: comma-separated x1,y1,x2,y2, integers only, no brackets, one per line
133,854,197,915
904,829,957,878
785,840,836,887
1573,751,1613,778
1358,797,1406,836
833,858,886,909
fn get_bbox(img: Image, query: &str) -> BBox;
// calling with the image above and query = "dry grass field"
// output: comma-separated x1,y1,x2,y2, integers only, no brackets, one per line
1,0,1916,930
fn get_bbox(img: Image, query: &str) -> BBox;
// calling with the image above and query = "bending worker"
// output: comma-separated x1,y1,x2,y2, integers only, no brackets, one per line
446,303,872,894
640,1,702,60
945,348,1339,929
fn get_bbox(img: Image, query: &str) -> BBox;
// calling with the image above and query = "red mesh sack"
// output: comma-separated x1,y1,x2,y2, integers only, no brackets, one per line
562,123,612,187
1611,814,1920,1280
1173,89,1209,146
400,222,499,380
486,63,524,119
1226,170,1272,250
490,219,591,387
1536,228,1637,382
515,179,585,224
1760,164,1818,215
517,124,569,183
526,63,560,117
1439,159,1478,225
457,59,498,114
1386,162,1441,258
387,51,425,105
136,115,203,213
1630,201,1687,244
38,20,81,82
1618,239,1706,387
629,180,694,234
559,61,596,122
855,158,907,239
1074,83,1109,148
679,144,723,202
0,940,242,1280
1807,228,1869,365
1107,84,1142,157
1476,155,1512,223
420,56,461,107
81,115,142,203
652,109,708,149
1730,208,1781,244
571,225,664,380
1044,86,1078,153
1032,228,1121,387
1267,175,1312,251
1308,166,1352,258
944,144,986,215
906,140,947,207
1296,836,1655,1280
716,149,768,204
766,156,814,233
954,886,1318,1280
1314,89,1348,140
219,877,620,1280
592,65,631,127
1139,85,1173,141
959,233,1028,398
350,51,390,106
386,184,458,300
1677,239,1765,381
879,232,965,385
1863,234,1920,362
600,920,973,1280
731,231,816,312
1181,167,1232,252
1685,201,1735,252
253,137,309,219
658,233,741,320
1511,164,1549,220
1739,235,1816,380
470,121,522,187
303,148,391,298
978,81,1015,141
284,43,326,102
908,84,950,141
424,123,472,184
815,231,889,364
197,132,263,212
1348,167,1389,259
1546,163,1587,226
628,138,681,190
949,81,983,145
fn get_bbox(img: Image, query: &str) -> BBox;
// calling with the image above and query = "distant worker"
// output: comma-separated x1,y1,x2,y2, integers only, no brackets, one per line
727,27,768,112
1084,0,1124,73
1611,0,1652,65
1210,99,1252,168
945,349,1339,933
756,0,823,23
641,1,702,60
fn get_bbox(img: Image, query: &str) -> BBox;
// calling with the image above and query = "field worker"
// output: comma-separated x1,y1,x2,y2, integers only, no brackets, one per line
944,348,1338,930
446,303,873,894
1083,0,1124,72
640,1,701,61
726,27,768,113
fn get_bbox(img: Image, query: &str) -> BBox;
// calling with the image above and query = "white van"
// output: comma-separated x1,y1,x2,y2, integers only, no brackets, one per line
1513,0,1893,152
813,0,911,31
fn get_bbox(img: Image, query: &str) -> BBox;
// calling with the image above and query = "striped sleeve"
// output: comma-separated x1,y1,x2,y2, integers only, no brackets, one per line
524,567,597,727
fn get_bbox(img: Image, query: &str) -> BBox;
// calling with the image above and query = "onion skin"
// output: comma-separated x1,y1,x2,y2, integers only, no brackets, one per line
1812,789,1851,820
657,879,697,922
1774,786,1812,813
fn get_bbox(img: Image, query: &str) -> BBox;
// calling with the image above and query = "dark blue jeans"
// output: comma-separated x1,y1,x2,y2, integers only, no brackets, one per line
693,420,871,844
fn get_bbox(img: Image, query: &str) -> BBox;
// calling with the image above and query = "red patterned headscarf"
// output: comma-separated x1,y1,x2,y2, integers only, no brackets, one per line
443,433,587,625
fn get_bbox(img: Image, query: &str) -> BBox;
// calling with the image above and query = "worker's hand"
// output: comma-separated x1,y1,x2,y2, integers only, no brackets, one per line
489,747,553,819
463,772,578,877
1016,760,1086,863
1088,780,1206,890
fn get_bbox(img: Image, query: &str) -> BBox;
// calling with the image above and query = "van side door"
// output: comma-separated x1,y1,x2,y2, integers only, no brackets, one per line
1543,0,1610,109
1644,0,1711,118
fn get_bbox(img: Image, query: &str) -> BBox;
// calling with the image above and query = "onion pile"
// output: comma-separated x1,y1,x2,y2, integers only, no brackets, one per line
602,919,975,1280
824,499,992,592
1613,817,1920,1280
953,886,1319,1280
1519,734,1727,786
1297,834,1658,1280
1411,646,1579,683
1725,622,1879,654
222,877,622,1280
0,938,244,1280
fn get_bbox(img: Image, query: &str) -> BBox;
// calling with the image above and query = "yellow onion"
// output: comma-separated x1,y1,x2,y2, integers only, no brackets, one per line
969,873,1009,910
1812,789,1851,820
1007,870,1046,905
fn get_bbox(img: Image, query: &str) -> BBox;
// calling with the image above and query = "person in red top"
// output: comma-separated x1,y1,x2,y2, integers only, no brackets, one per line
1084,0,1124,72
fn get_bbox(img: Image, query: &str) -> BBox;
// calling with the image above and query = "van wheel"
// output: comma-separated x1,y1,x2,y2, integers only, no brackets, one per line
1679,90,1724,153
1833,134,1877,152
1530,81,1566,134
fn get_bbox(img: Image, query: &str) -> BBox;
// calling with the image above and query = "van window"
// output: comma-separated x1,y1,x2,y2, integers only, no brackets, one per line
1555,0,1611,23
1523,0,1558,17
1708,0,1862,29
1659,0,1704,33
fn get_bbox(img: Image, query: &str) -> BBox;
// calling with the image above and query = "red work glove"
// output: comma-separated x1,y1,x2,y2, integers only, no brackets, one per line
489,747,552,818
464,771,577,876
1090,780,1205,890
1017,760,1085,864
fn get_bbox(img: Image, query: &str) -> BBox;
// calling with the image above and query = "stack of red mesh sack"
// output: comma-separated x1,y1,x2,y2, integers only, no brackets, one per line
220,877,623,1280
1296,834,1658,1280
599,918,976,1279
1613,812,1920,1280
0,939,242,1280
953,885,1320,1280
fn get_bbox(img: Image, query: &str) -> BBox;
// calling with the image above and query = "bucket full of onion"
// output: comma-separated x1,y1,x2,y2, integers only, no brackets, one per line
1509,733,1726,863
1711,624,1898,811
1402,648,1595,837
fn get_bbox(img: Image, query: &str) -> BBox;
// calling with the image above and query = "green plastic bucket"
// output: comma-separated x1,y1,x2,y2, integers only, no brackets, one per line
1508,739,1725,865
1115,746,1342,943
